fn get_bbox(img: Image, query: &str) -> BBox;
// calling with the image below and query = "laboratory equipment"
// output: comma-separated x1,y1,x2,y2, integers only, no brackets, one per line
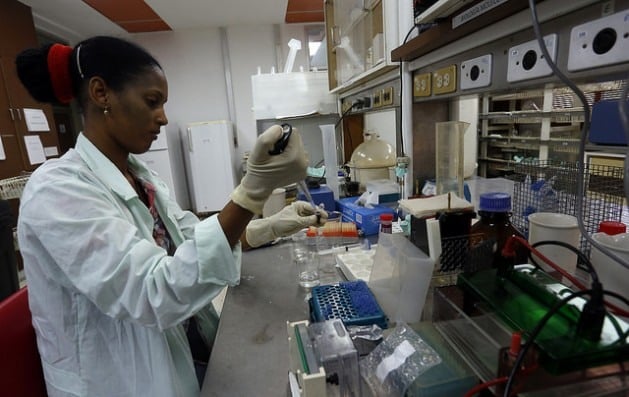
309,280,387,329
287,319,361,397
435,121,469,198
469,192,524,271
527,212,580,279
457,265,629,374
368,232,434,324
283,38,301,74
292,231,320,288
590,232,629,308
181,120,237,214
336,197,396,236
378,213,393,234
507,160,624,253
347,132,396,190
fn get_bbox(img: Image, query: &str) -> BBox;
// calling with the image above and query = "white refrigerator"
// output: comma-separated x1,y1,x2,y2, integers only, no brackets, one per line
135,126,179,203
182,120,237,213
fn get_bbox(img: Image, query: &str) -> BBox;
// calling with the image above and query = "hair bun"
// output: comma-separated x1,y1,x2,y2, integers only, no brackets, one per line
47,44,74,104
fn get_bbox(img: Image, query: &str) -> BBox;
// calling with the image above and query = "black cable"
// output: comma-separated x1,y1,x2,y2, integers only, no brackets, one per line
503,289,629,396
528,0,629,271
530,240,599,284
335,104,356,154
398,24,418,158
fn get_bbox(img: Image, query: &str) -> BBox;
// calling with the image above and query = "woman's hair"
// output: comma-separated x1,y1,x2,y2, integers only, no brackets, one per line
15,36,162,109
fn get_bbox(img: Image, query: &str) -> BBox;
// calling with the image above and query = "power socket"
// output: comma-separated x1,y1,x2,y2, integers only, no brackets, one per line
507,34,557,83
413,72,431,97
432,65,457,94
460,54,492,90
567,9,629,72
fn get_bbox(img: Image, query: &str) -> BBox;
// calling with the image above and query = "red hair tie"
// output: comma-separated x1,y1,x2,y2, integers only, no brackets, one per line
47,44,74,104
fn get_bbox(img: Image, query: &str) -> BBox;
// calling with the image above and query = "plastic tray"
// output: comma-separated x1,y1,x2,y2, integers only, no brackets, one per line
309,280,388,329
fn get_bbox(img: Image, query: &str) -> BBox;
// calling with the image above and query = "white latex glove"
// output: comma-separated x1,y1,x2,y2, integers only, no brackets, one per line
231,125,308,215
245,201,328,248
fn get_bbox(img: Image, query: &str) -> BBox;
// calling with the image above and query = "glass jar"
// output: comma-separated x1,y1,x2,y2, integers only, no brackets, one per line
470,192,524,272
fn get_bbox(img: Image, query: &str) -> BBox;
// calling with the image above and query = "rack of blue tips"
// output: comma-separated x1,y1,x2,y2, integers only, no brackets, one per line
310,280,388,329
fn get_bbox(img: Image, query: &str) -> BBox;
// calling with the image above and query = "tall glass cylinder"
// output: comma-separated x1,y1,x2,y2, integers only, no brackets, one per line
435,121,470,198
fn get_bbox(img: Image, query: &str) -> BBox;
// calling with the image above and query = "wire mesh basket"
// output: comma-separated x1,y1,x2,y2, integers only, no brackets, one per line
0,175,30,200
507,159,625,255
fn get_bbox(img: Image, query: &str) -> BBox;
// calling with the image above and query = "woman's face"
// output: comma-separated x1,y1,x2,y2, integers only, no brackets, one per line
106,66,169,155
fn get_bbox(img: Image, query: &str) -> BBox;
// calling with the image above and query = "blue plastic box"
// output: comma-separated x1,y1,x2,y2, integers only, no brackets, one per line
589,100,628,145
309,280,388,329
297,185,336,212
336,197,396,236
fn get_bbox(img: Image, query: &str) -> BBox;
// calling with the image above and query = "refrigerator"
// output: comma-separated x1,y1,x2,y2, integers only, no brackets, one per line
135,126,179,203
181,120,237,213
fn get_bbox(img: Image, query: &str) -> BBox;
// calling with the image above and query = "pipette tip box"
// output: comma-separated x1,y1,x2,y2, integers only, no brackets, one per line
309,280,388,329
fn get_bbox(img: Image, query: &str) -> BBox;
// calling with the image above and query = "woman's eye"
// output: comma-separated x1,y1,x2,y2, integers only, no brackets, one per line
146,97,160,107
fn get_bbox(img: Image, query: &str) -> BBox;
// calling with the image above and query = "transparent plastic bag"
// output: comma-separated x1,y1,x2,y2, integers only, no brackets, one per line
359,323,441,397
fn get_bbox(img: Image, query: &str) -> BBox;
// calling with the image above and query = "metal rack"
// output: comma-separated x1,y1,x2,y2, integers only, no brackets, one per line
0,175,30,201
508,159,625,254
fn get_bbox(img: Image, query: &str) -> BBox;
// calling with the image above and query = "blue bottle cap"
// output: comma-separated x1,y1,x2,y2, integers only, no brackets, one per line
479,192,512,212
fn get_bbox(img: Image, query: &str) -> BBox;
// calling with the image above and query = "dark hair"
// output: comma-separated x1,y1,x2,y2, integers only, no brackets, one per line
15,36,162,108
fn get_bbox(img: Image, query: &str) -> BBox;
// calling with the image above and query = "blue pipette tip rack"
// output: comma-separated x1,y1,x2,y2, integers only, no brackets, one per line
309,280,388,329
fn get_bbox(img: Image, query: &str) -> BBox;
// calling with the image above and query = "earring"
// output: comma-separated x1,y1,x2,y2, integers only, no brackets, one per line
103,107,110,116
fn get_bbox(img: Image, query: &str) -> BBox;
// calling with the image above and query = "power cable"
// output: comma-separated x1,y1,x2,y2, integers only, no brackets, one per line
528,0,629,271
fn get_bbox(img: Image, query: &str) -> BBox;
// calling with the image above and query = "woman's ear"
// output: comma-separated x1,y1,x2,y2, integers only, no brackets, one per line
87,76,109,110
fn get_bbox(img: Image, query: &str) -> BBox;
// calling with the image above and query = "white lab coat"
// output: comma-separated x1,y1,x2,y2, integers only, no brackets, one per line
18,133,241,397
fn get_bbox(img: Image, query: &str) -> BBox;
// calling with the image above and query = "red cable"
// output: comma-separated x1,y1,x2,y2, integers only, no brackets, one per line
464,376,508,397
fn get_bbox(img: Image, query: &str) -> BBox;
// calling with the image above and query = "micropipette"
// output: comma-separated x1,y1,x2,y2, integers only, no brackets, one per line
268,123,322,221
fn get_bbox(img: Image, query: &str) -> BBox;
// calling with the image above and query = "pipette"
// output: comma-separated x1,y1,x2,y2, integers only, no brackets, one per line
268,123,322,222
297,180,322,222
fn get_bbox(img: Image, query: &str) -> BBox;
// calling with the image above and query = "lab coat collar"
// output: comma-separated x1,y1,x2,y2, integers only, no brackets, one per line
74,133,140,201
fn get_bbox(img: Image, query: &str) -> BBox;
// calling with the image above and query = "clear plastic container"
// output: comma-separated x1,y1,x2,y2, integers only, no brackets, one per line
369,233,434,324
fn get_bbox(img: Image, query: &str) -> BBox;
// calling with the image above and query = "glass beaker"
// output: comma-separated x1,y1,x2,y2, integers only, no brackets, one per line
435,121,470,198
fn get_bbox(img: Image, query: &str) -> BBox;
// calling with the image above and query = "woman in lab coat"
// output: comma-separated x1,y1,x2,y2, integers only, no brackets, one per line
15,36,323,397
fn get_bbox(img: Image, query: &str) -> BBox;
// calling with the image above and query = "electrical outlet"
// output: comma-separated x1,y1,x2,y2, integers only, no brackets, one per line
341,100,352,114
413,72,431,97
567,9,629,72
382,86,394,105
432,65,457,94
507,34,557,82
460,54,492,90
373,89,383,107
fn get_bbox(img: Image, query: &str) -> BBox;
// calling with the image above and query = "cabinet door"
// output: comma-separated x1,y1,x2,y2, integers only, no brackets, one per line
0,0,60,172
0,0,39,58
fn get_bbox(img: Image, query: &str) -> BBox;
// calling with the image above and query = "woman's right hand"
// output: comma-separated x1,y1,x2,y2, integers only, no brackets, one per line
230,125,308,214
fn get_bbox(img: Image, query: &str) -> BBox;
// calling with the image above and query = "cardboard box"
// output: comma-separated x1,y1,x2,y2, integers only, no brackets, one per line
337,197,396,236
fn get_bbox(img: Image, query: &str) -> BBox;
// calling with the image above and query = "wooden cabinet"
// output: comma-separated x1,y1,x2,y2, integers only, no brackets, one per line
0,0,60,181
324,0,406,92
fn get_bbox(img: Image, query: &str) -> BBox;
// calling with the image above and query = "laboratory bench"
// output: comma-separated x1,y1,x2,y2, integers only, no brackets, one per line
200,237,629,397
200,239,341,396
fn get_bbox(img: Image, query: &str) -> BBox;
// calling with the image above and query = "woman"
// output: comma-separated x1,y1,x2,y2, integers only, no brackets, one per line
16,36,324,396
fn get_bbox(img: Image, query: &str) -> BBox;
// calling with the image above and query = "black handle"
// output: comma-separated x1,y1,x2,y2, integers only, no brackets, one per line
268,123,292,155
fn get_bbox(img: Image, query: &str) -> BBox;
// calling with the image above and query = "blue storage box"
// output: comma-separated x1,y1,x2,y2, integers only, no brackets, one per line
297,185,336,212
589,100,628,145
309,280,388,329
336,197,396,236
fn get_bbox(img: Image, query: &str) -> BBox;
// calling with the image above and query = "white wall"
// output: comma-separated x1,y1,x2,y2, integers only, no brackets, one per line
130,24,316,209
134,24,318,161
